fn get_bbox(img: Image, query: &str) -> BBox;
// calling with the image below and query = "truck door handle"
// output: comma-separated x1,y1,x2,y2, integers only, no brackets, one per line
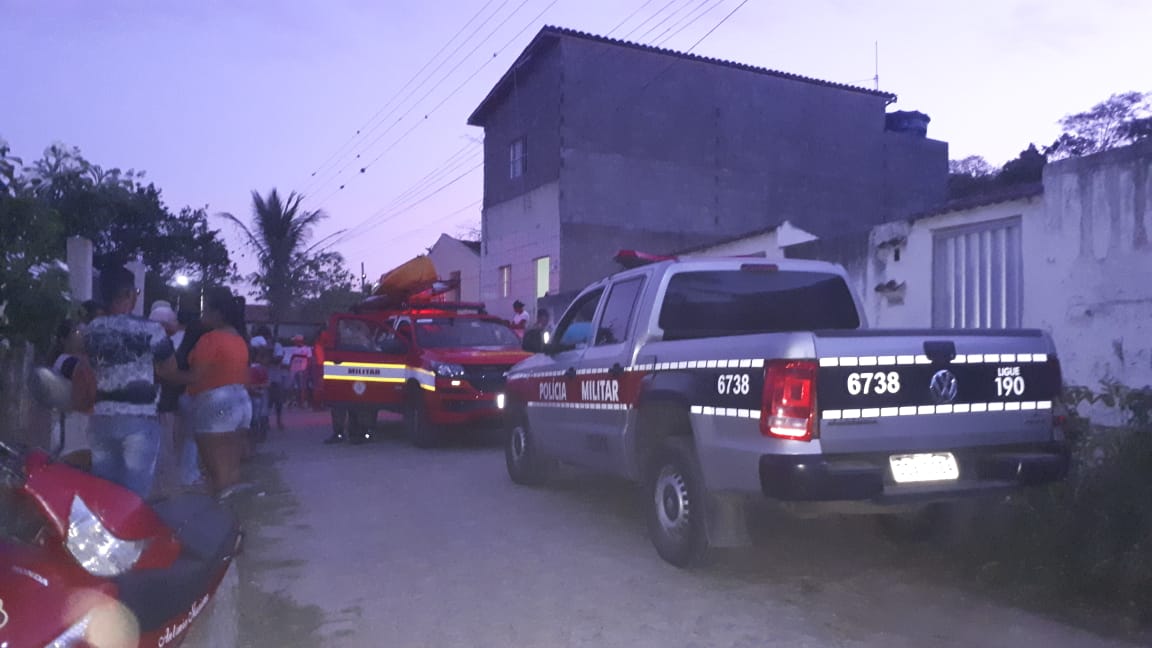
565,367,577,380
608,363,624,379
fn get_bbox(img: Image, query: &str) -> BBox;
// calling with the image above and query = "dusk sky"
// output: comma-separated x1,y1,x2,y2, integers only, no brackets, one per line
3,0,1149,284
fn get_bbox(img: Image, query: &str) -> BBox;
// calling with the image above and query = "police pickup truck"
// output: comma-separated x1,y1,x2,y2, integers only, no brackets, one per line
503,253,1067,567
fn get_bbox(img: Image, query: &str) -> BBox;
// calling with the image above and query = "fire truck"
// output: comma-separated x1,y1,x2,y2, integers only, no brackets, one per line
316,257,531,447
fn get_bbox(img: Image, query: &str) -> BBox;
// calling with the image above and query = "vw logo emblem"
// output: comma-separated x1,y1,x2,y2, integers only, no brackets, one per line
929,369,959,404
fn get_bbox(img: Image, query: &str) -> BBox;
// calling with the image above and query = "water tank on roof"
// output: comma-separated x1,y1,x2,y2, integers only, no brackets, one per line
885,110,931,137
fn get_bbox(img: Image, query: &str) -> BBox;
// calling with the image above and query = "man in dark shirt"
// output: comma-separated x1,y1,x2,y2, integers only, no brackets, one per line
83,267,177,497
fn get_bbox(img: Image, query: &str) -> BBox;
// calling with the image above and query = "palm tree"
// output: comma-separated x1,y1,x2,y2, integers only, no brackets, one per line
221,189,338,331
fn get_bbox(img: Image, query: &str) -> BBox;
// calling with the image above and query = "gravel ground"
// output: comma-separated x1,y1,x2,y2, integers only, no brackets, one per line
210,411,1145,648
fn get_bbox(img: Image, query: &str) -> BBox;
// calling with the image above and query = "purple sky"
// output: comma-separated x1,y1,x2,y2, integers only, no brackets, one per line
3,0,1149,284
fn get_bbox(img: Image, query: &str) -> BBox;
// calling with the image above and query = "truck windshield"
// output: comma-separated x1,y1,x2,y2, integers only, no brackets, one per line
414,318,521,349
659,270,861,340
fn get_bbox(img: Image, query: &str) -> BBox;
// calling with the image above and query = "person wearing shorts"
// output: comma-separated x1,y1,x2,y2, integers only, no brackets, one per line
176,288,252,497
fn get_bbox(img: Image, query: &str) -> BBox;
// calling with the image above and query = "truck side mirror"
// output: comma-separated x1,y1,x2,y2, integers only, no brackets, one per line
522,329,547,354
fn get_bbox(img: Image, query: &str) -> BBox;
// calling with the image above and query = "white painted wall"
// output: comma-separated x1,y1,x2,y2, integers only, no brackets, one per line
480,181,561,320
867,141,1152,389
865,197,1043,330
1032,147,1152,389
427,234,480,302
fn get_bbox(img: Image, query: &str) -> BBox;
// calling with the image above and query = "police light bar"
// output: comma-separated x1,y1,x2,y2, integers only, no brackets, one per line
614,250,678,269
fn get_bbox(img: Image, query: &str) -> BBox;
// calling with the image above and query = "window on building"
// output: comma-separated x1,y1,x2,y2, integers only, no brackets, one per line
534,256,550,299
509,137,526,179
499,265,511,298
595,277,645,346
932,217,1022,329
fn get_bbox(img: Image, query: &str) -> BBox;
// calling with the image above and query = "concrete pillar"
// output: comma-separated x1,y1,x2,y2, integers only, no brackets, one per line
126,258,146,317
66,236,93,303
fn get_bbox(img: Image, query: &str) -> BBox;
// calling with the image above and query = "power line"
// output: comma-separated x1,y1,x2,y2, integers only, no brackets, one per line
684,0,750,52
618,0,682,40
310,0,538,204
380,146,482,212
315,0,559,209
326,161,484,251
634,0,697,43
298,0,503,194
654,0,725,47
305,0,517,199
605,0,657,37
356,199,483,258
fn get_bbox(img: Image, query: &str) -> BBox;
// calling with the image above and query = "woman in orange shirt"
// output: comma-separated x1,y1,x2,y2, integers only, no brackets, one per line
179,288,252,497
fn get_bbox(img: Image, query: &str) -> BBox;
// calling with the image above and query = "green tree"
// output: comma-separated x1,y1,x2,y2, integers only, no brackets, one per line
26,143,234,305
1047,91,1152,159
222,189,351,329
947,155,998,198
0,140,69,355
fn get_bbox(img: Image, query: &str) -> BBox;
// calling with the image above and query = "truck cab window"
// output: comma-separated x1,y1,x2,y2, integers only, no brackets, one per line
595,277,645,346
552,289,604,352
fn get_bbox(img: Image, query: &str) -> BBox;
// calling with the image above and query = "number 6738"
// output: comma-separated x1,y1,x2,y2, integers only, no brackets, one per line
847,371,901,395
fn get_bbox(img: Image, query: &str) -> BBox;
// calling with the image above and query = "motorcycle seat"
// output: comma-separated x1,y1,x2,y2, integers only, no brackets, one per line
151,493,238,561
114,494,240,631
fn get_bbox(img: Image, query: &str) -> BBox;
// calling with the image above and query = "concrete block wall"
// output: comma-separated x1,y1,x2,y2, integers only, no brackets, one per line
480,182,561,319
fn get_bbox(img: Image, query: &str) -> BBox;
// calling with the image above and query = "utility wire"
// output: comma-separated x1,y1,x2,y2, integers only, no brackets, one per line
654,0,725,46
305,0,516,199
299,0,502,194
313,0,538,204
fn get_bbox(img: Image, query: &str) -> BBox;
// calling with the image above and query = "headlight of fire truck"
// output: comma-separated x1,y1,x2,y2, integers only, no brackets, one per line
430,361,466,379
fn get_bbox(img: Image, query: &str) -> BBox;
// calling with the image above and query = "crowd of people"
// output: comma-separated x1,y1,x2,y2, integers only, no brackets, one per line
47,266,311,502
47,277,559,500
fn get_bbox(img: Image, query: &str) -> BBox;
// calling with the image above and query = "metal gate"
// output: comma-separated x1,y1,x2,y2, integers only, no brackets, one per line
932,217,1022,329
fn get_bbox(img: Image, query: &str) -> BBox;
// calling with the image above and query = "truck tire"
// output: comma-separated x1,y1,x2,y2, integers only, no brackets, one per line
505,409,549,486
404,395,439,449
645,436,709,568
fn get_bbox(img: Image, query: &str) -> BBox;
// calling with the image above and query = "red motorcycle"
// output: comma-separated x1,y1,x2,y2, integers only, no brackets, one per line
0,369,242,647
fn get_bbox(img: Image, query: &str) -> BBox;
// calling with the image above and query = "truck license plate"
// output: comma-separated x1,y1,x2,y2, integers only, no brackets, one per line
889,453,959,483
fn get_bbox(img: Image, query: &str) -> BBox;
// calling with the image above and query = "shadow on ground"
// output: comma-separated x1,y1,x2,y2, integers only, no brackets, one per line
232,451,328,648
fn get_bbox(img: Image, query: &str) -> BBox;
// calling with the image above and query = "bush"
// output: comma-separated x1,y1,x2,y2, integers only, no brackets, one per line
968,383,1152,618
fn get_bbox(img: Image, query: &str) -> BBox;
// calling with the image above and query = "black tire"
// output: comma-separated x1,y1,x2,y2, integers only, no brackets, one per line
404,394,439,448
875,503,950,543
645,436,709,568
505,409,549,486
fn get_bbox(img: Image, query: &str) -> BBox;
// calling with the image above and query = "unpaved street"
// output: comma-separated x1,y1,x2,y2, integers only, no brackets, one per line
224,412,1143,648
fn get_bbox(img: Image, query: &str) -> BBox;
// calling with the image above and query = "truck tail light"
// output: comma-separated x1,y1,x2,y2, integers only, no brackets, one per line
761,360,818,441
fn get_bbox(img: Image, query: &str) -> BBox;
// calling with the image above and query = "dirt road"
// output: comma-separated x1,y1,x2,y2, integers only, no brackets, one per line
224,412,1144,648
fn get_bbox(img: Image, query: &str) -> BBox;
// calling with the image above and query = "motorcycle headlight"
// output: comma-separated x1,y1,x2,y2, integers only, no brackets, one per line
67,496,149,577
431,362,466,378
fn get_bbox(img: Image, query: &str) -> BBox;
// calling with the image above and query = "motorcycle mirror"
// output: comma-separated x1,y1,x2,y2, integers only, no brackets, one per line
29,366,70,457
30,367,72,411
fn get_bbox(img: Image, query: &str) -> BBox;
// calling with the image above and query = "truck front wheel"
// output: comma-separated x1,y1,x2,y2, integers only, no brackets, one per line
404,395,439,449
505,410,549,486
645,437,709,568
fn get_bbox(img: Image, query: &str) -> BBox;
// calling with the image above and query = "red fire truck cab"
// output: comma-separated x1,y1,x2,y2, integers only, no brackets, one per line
317,298,531,447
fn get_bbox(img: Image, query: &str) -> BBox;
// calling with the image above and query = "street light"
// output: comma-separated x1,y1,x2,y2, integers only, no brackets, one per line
176,275,190,287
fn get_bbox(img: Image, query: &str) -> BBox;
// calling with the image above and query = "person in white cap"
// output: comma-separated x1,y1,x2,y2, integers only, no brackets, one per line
150,300,199,492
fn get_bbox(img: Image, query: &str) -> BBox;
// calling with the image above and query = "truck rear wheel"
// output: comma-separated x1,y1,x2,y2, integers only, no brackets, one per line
404,396,439,449
505,410,549,486
645,437,709,568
